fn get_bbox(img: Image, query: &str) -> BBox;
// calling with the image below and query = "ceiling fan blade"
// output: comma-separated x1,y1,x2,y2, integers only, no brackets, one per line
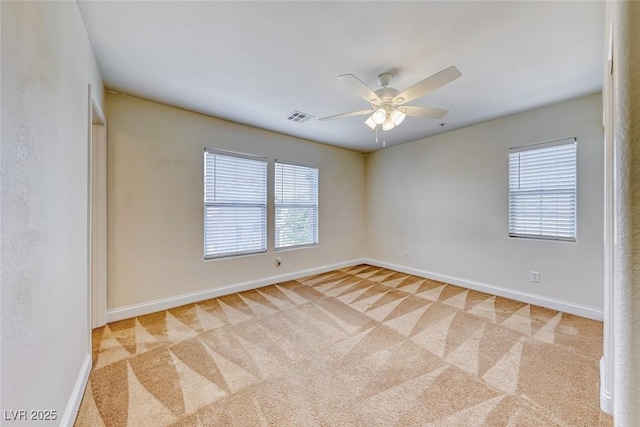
319,109,373,121
400,105,449,119
338,74,381,103
394,66,462,104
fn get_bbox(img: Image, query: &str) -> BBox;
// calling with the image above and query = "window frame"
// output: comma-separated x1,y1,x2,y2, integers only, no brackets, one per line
508,138,577,242
274,159,319,251
203,147,268,260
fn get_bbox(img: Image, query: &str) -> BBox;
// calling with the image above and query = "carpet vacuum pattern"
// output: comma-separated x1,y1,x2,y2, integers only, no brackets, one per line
75,265,612,426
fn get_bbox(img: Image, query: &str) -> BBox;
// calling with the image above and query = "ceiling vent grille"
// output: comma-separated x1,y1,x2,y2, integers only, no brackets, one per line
287,111,314,123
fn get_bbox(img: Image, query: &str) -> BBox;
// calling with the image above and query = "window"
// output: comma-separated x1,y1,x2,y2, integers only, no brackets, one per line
275,161,319,250
508,138,577,241
204,149,267,259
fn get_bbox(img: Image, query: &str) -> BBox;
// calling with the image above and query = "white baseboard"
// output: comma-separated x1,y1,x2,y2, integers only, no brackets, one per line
60,353,92,427
107,257,603,322
599,357,613,414
363,258,603,321
107,259,366,322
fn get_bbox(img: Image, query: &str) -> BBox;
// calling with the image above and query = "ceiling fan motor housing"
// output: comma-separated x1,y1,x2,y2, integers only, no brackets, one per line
373,87,400,106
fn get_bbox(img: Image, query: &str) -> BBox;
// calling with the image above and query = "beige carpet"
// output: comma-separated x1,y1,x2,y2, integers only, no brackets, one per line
75,264,612,426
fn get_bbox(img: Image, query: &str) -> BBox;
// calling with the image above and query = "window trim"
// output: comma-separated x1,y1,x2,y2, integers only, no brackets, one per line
507,137,577,242
274,159,319,251
203,148,268,260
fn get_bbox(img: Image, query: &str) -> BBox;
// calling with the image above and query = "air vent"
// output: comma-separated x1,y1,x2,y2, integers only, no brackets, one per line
287,111,314,123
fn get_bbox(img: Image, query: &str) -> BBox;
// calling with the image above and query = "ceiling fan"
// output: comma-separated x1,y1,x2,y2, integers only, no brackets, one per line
320,66,462,134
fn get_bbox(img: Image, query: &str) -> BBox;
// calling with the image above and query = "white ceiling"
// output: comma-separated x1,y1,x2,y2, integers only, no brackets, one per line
77,1,604,152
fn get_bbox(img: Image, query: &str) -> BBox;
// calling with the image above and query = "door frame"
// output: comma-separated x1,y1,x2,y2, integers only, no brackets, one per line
600,3,614,414
88,84,107,333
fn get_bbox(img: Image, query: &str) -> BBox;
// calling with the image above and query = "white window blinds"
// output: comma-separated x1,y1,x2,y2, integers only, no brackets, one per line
204,149,267,259
275,161,319,250
508,138,577,241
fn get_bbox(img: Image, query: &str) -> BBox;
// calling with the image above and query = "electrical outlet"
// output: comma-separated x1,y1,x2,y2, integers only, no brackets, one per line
404,251,411,259
276,257,282,267
530,271,540,283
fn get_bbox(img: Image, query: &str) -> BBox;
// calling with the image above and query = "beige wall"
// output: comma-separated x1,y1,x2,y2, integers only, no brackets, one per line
366,93,604,311
106,94,366,310
1,1,104,420
107,93,604,315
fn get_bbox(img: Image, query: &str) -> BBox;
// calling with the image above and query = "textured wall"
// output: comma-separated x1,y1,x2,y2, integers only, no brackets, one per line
366,94,605,312
612,1,640,425
1,1,104,418
106,94,365,310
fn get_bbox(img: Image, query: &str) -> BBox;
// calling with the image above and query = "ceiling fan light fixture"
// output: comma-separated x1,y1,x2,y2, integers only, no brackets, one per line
365,115,377,129
372,107,387,124
382,117,395,131
390,108,406,125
